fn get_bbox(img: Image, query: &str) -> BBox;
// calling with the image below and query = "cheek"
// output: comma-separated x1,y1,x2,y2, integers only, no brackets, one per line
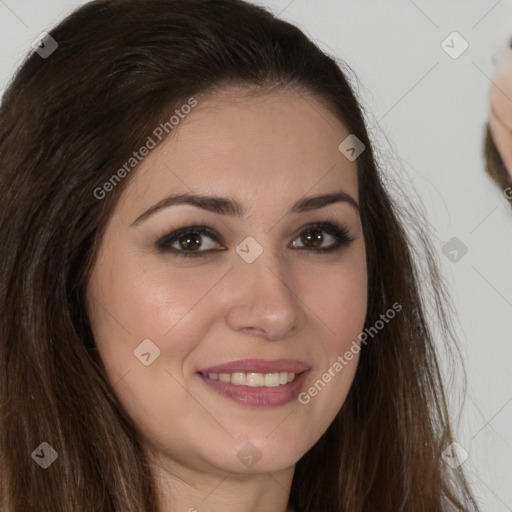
86,253,232,445
295,245,368,350
318,269,367,346
291,247,367,431
89,250,231,345
86,248,237,423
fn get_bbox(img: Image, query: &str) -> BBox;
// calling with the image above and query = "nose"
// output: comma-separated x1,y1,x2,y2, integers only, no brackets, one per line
223,245,306,341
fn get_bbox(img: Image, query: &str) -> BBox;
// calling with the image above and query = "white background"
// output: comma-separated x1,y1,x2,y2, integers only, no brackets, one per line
1,0,511,509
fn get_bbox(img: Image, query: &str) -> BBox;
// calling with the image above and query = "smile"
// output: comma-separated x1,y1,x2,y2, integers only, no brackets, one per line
197,359,311,407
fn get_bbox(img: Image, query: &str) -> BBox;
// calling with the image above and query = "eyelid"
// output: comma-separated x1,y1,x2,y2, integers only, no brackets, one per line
155,220,354,258
155,225,224,253
289,221,354,253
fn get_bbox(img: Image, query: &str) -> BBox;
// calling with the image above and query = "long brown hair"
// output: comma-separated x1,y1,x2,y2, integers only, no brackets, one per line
0,0,480,510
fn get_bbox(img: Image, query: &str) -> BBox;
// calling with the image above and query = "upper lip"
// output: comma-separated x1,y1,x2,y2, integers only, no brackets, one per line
197,359,310,374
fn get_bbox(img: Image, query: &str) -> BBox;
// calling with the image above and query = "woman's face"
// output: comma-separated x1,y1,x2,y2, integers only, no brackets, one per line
86,86,367,477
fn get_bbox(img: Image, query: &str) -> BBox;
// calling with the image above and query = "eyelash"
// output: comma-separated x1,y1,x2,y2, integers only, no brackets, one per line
155,222,355,259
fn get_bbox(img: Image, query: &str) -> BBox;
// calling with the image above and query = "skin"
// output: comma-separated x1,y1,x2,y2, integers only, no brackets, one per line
489,46,512,178
86,86,368,512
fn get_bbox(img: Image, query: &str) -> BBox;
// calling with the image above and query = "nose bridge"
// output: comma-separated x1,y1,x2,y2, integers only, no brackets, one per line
224,238,305,339
237,239,294,304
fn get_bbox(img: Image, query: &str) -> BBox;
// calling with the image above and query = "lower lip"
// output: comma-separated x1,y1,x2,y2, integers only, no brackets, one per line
198,371,310,407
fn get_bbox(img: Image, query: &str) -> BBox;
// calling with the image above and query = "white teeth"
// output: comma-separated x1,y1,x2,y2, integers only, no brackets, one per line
205,371,297,387
264,373,280,387
247,372,264,387
231,372,247,385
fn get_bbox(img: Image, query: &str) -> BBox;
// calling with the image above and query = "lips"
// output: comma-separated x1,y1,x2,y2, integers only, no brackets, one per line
196,359,311,407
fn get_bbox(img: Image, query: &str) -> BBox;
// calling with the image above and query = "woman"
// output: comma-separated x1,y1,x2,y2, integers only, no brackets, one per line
485,38,512,200
0,0,481,510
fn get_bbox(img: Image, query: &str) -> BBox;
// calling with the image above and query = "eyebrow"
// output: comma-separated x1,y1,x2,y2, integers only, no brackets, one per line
130,190,359,227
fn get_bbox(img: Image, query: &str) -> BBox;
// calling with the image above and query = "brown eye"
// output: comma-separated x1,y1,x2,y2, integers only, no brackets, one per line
156,225,224,257
291,222,354,252
300,228,324,248
177,233,202,251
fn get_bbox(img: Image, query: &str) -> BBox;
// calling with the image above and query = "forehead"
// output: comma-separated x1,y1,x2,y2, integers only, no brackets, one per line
118,86,359,216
